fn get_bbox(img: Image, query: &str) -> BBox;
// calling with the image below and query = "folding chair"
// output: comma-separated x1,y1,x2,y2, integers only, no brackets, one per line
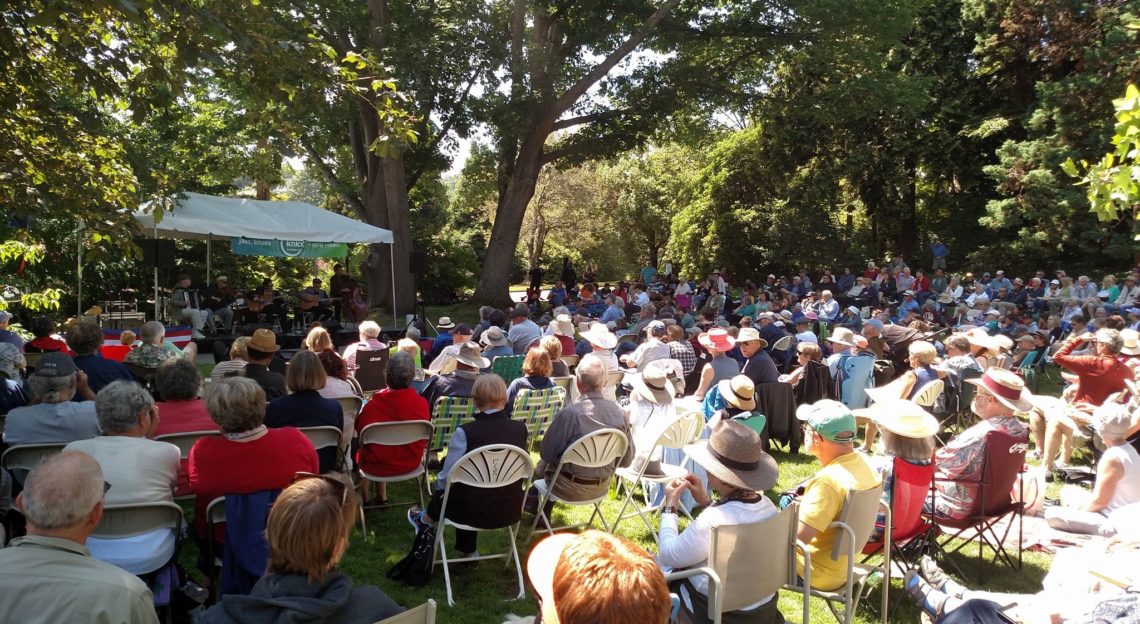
205,496,227,593
91,501,184,573
1015,350,1039,393
332,395,364,469
490,355,525,384
2,442,67,484
432,444,534,605
356,420,434,534
862,458,934,571
618,333,639,346
665,504,807,624
297,425,345,473
932,429,1026,580
429,396,478,452
127,362,158,390
786,484,888,624
560,354,579,371
528,427,629,539
376,599,437,624
550,376,574,404
155,429,221,500
21,351,45,371
511,386,567,452
611,411,704,540
912,379,944,410
353,349,389,394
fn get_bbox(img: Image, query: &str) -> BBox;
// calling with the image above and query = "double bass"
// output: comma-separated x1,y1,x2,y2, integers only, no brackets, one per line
344,278,368,323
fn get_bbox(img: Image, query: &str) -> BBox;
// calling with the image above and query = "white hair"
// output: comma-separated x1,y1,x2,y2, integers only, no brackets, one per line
359,320,381,339
21,451,104,530
576,354,608,392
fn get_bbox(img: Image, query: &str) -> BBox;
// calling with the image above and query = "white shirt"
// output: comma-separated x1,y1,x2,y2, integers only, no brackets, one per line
634,291,650,306
1103,444,1140,513
658,498,778,612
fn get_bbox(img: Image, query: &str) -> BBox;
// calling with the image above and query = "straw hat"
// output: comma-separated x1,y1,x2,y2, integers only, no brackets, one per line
717,375,757,411
992,334,1013,353
452,341,490,369
630,359,684,404
964,330,998,355
552,314,574,337
937,292,955,304
737,327,768,348
828,327,856,347
1120,329,1140,356
580,322,617,350
479,326,509,348
853,399,939,438
965,368,1035,412
698,328,736,352
684,420,778,491
249,328,281,353
437,316,456,330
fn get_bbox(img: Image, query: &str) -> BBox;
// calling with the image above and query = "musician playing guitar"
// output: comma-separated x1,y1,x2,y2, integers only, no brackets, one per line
295,278,334,327
202,275,236,333
243,279,291,333
329,263,352,322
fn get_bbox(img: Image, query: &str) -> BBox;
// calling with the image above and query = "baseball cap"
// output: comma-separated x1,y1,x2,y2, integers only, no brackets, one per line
796,400,857,443
35,352,77,378
0,310,11,323
453,323,473,336
864,319,884,331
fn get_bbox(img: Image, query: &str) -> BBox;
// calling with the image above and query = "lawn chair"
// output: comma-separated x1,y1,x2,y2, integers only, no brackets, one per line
431,445,534,605
429,396,478,452
357,420,433,534
490,355,525,384
511,386,567,452
527,428,628,539
376,599,437,624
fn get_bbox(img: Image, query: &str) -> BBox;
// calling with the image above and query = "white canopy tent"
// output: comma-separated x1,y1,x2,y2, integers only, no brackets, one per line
130,192,396,327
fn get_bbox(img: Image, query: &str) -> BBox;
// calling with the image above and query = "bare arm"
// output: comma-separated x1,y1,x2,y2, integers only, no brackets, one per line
797,522,820,543
1085,456,1124,513
694,363,714,399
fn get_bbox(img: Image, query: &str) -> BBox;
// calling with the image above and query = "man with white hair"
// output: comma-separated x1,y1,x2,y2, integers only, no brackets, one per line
817,290,840,322
3,352,98,446
0,451,158,623
344,320,385,374
124,320,198,368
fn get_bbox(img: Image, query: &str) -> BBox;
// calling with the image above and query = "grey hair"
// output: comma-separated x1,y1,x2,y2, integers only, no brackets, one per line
405,326,421,341
385,351,416,389
140,320,165,343
1095,328,1123,354
881,430,935,463
0,343,24,376
156,357,202,401
28,373,76,403
576,354,607,392
21,451,105,530
359,320,381,339
204,376,266,433
96,380,154,434
478,305,492,321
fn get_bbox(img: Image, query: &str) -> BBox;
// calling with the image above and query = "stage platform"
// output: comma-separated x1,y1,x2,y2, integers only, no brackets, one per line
191,323,408,363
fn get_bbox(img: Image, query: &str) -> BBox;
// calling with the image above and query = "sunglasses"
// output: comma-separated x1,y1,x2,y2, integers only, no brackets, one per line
292,472,349,507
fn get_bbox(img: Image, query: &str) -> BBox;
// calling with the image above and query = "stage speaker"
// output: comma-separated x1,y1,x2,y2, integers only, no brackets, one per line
409,249,429,275
135,238,176,270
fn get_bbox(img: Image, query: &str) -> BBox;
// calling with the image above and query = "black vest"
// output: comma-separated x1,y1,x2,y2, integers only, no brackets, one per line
445,412,529,529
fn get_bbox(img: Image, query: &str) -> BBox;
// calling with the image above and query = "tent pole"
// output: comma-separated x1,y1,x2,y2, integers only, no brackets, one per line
206,238,211,284
153,224,160,320
389,244,397,330
76,219,84,318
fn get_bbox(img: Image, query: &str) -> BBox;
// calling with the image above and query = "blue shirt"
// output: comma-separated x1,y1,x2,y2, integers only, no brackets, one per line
0,330,23,349
72,353,134,393
640,266,658,285
599,305,625,324
429,333,453,361
930,242,948,258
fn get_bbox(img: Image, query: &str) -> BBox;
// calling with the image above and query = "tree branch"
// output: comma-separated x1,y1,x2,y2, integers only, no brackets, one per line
299,137,367,220
406,63,485,190
552,108,629,131
550,0,683,116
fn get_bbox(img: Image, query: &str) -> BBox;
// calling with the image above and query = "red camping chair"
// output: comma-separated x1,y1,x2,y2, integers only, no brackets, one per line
932,429,1027,581
862,456,935,566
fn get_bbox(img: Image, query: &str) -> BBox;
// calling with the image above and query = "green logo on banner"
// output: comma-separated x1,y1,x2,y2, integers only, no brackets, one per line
231,237,348,258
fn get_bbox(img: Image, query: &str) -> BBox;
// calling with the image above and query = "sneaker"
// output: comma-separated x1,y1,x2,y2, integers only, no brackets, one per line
407,506,430,534
903,569,946,618
918,555,951,592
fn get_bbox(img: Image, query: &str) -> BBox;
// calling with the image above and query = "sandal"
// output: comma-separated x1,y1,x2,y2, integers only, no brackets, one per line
919,556,952,593
904,569,947,618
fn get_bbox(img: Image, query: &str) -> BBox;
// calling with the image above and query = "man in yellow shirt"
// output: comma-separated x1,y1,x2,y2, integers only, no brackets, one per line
795,399,881,590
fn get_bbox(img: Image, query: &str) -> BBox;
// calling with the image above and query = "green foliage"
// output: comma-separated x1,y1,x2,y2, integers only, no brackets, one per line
1064,83,1140,229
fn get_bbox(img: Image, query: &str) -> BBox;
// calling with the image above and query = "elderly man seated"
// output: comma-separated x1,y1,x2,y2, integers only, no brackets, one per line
67,321,134,393
621,320,670,371
344,320,385,374
124,320,198,368
3,352,98,447
1037,328,1132,476
0,452,158,623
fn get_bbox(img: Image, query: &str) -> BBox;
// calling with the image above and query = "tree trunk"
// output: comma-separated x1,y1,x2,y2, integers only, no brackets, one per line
474,125,551,306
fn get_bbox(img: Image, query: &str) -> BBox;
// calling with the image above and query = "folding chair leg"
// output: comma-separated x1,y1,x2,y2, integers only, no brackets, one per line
508,525,526,600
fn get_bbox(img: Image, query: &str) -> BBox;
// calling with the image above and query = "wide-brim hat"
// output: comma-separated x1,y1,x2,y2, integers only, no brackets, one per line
937,292,955,304
699,328,736,352
479,326,510,347
964,331,998,355
437,316,456,329
453,341,490,369
551,314,575,337
580,322,617,350
965,368,1035,412
1120,329,1140,356
829,327,856,347
737,327,767,348
717,375,757,411
630,359,684,404
853,399,939,438
684,421,778,491
249,328,281,353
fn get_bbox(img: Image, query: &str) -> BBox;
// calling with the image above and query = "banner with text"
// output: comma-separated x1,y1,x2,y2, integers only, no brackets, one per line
230,237,348,258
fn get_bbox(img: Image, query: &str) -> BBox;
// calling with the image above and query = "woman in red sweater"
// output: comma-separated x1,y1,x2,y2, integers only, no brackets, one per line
354,351,430,504
188,377,318,543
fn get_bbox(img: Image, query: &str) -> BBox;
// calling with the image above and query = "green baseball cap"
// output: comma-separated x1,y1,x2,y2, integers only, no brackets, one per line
796,399,857,443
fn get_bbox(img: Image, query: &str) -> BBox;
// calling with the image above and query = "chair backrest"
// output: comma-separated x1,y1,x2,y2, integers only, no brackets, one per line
491,355,525,383
127,362,157,384
512,386,567,438
1,443,66,473
93,501,184,539
1017,350,1038,371
298,425,343,451
885,457,934,543
560,354,579,370
605,370,623,387
551,375,574,398
978,429,1028,516
954,368,981,412
359,420,434,448
912,379,945,408
430,396,478,450
334,396,364,421
354,348,390,393
838,354,876,410
829,483,886,561
206,495,227,526
709,504,799,613
771,335,793,351
22,351,45,370
375,599,437,624
155,430,221,458
657,411,705,451
556,428,629,472
618,334,639,345
447,444,534,489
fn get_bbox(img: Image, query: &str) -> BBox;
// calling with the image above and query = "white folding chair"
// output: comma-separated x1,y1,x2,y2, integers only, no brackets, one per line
92,501,185,574
432,444,534,605
550,376,575,404
511,386,567,452
333,395,365,469
785,484,888,624
155,430,221,500
666,504,806,624
559,354,579,371
375,599,437,624
611,411,704,540
298,425,346,471
356,420,434,534
527,428,629,539
2,442,67,484
912,379,945,409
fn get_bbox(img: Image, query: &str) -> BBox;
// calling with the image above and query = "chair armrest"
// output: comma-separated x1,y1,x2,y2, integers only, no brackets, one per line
664,567,721,622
